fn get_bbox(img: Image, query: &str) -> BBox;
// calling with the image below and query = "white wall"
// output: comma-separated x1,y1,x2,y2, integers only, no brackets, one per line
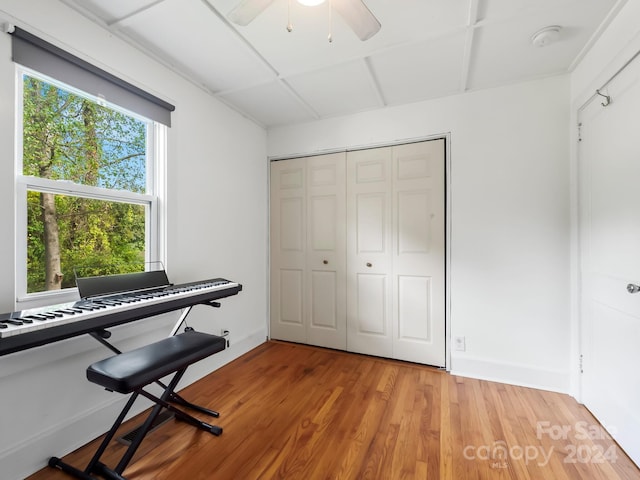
0,1,268,479
268,75,571,393
6,0,634,476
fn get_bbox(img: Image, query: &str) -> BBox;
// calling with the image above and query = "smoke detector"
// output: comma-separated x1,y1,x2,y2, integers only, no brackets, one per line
531,26,562,47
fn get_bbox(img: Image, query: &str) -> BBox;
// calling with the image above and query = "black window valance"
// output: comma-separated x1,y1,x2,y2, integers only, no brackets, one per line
10,26,174,126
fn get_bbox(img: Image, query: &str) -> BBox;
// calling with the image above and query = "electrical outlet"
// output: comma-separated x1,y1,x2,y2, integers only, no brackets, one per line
221,329,230,347
454,336,466,352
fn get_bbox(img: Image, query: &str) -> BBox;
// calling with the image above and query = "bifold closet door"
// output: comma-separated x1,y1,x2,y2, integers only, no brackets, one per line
346,140,446,367
270,153,346,349
391,140,445,366
270,158,307,344
346,147,394,358
306,153,347,349
271,140,445,366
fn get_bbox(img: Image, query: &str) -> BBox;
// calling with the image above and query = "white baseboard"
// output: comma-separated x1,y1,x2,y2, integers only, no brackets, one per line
1,395,132,480
450,355,571,394
1,328,267,480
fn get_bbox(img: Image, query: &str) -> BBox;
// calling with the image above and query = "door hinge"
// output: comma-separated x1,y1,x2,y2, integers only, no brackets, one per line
579,354,584,373
578,123,582,142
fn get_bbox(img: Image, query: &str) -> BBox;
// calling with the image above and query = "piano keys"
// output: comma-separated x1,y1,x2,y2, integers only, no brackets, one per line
0,277,242,357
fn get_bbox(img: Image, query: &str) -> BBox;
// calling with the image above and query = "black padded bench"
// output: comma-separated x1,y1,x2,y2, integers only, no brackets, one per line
49,331,226,480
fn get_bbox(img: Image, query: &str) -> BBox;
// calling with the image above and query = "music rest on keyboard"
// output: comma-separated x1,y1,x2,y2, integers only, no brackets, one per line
0,277,242,357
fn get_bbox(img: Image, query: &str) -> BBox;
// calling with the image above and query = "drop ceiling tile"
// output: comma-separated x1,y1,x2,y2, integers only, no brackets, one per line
115,0,277,93
59,0,625,128
208,0,470,77
468,3,616,90
219,81,317,126
65,0,162,25
285,60,381,118
369,31,467,106
478,0,616,23
365,0,470,40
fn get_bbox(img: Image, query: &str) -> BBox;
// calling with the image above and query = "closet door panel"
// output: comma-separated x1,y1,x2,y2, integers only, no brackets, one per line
270,159,307,343
347,147,393,357
310,270,337,328
356,273,388,335
279,197,304,252
279,269,304,325
306,153,347,349
392,140,445,366
397,190,431,254
356,193,387,253
309,196,336,250
397,275,431,340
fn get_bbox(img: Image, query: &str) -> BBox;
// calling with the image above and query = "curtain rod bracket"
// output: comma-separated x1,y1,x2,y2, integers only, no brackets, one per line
1,22,15,34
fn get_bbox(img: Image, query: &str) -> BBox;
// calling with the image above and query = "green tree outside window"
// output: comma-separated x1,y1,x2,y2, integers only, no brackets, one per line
22,75,149,293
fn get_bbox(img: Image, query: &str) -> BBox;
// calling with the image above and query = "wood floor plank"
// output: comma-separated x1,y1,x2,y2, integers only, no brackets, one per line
29,341,639,480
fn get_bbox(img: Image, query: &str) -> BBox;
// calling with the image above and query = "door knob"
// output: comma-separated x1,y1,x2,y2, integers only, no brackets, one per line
323,260,328,265
627,283,640,294
366,262,372,268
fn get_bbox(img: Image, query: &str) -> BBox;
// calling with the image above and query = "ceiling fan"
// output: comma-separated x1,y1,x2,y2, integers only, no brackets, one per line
228,0,381,41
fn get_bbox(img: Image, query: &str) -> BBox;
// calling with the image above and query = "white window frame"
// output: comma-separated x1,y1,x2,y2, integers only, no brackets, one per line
15,66,166,308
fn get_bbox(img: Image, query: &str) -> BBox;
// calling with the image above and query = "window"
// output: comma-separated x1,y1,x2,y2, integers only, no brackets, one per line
16,69,166,300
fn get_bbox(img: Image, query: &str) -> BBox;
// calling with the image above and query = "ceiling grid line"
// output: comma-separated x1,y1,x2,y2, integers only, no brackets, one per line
106,0,169,29
460,0,481,93
199,0,281,80
57,0,626,127
363,56,386,107
56,0,220,96
278,77,322,120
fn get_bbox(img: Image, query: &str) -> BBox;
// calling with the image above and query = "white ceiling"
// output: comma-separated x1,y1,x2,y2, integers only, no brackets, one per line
60,0,624,128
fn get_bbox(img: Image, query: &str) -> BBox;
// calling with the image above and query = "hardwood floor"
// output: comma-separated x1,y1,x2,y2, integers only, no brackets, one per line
30,341,639,480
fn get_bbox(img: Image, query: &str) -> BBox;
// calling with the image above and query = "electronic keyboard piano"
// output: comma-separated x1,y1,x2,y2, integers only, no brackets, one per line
0,274,242,357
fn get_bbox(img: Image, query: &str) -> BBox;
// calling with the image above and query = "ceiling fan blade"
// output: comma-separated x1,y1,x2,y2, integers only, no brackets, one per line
333,0,381,41
228,0,275,26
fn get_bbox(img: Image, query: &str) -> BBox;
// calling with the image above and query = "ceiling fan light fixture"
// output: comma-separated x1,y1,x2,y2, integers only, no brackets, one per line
297,0,326,6
229,0,381,42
